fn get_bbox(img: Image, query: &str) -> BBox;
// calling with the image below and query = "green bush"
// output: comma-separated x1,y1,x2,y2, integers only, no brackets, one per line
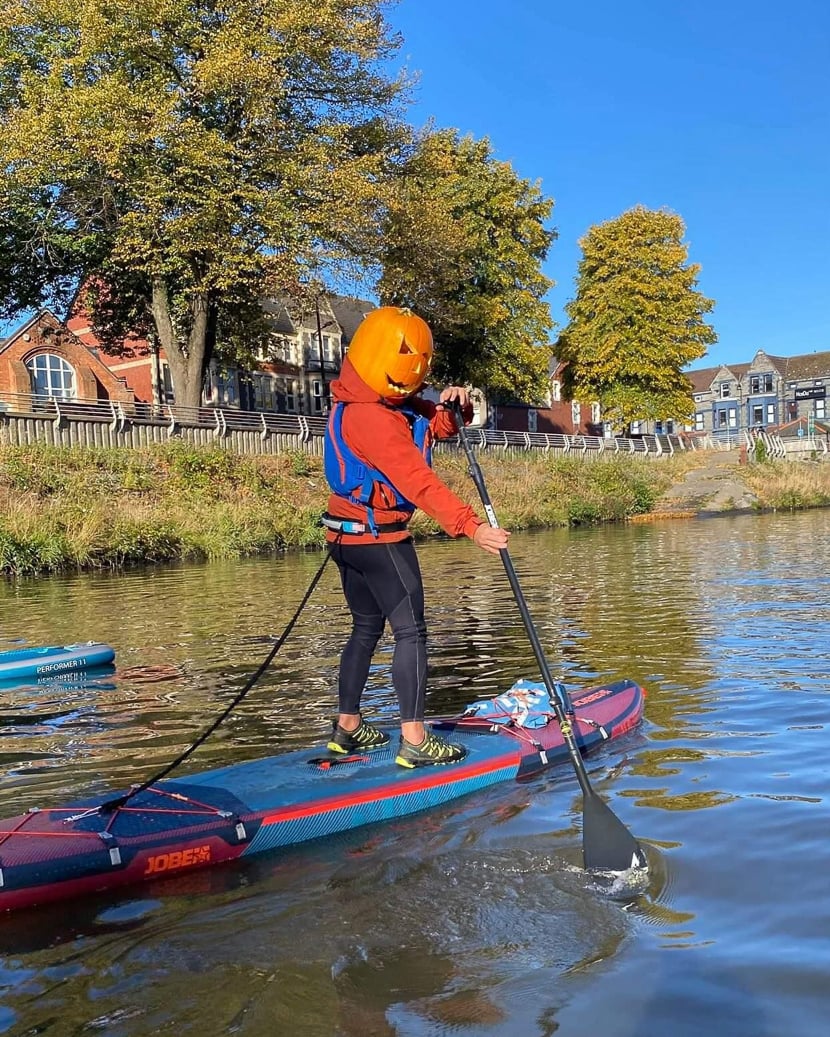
0,525,71,576
285,449,313,477
163,442,242,495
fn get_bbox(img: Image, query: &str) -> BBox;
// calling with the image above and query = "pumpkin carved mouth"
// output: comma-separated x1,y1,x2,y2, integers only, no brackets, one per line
385,375,411,395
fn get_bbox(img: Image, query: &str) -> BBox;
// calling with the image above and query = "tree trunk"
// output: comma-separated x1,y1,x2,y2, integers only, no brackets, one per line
150,279,214,411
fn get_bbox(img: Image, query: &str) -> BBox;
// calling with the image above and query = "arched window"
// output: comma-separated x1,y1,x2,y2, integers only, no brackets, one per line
25,353,76,400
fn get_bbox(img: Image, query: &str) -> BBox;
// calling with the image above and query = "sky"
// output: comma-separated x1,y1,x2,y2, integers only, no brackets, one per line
390,0,830,370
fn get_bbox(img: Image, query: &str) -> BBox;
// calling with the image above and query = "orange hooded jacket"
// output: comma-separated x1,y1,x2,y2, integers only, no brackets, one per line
324,357,483,546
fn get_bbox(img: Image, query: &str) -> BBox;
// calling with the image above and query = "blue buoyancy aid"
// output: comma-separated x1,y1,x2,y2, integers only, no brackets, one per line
324,401,432,535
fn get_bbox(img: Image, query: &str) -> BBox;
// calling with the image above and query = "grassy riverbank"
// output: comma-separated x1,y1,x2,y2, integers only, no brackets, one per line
0,441,683,577
3,442,828,577
741,460,830,510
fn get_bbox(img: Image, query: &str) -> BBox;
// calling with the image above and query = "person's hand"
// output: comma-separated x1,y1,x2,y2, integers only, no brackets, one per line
438,386,470,409
473,523,511,556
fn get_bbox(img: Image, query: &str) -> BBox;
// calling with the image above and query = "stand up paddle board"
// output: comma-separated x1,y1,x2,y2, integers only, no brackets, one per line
0,643,116,683
0,677,643,912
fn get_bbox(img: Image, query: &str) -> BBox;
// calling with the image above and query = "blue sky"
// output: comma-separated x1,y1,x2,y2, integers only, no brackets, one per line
391,0,830,370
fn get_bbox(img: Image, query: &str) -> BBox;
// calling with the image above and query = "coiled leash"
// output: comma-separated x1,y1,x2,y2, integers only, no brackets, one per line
96,541,336,815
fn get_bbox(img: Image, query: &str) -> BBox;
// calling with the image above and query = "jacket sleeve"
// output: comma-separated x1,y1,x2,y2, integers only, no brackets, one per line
345,405,483,539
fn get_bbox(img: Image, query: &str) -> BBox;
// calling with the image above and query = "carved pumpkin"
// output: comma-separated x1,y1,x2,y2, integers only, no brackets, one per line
347,306,433,401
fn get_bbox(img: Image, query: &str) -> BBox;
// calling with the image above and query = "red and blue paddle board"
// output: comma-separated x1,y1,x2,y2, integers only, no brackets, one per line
0,677,643,912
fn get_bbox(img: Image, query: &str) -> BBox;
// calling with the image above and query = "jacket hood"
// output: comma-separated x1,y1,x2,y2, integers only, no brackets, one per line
330,355,393,405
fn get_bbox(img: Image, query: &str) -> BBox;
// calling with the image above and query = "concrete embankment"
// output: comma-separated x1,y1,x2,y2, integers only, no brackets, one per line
630,449,760,521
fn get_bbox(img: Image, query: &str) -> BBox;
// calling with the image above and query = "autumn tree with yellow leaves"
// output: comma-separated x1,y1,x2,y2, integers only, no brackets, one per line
379,129,556,403
558,206,717,430
1,3,558,409
0,0,408,408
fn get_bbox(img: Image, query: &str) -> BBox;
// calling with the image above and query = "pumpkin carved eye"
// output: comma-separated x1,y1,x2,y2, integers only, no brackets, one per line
399,340,414,354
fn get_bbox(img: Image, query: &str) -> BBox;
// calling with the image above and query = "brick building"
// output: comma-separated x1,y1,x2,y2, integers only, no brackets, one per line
485,360,601,436
0,310,136,407
1,296,373,415
26,304,829,443
64,294,373,414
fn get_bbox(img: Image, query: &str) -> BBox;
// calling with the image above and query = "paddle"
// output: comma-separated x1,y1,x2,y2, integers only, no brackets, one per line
448,402,647,872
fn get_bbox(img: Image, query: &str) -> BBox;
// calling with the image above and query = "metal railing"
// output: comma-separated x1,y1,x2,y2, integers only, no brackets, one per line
0,389,694,458
0,390,329,437
744,428,829,460
435,428,689,456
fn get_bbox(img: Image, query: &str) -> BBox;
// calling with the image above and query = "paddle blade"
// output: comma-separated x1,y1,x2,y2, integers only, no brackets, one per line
582,791,647,873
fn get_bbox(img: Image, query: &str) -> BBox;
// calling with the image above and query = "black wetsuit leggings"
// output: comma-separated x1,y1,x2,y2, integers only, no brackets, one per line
330,539,427,723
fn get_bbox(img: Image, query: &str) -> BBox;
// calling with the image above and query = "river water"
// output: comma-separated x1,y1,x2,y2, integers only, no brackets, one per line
0,510,828,1036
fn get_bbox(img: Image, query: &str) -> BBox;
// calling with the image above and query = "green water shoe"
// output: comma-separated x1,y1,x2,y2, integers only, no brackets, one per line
327,717,390,754
395,730,468,768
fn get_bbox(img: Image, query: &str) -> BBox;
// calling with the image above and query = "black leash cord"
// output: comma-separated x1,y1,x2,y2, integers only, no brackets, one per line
98,547,334,814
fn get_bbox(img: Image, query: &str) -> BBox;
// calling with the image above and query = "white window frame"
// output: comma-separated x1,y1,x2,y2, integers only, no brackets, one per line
314,333,339,364
252,372,279,411
26,352,76,400
272,335,295,364
310,379,325,415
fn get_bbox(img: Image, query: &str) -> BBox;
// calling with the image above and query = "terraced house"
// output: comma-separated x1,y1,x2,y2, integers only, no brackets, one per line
5,301,826,446
687,349,830,438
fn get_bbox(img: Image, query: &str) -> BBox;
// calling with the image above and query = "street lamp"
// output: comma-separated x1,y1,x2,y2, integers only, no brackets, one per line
314,296,329,416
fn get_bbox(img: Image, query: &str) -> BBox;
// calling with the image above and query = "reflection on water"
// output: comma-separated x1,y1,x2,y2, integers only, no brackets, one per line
1,510,830,1035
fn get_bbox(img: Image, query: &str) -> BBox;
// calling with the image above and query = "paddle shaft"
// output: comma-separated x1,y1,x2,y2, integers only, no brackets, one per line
450,404,646,872
449,411,594,795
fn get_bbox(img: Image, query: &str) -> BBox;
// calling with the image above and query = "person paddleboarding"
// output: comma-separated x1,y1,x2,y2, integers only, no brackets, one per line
322,306,510,767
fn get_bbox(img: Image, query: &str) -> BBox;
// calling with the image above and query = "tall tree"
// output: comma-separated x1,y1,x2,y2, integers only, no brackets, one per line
558,206,717,429
378,129,556,403
0,0,407,407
